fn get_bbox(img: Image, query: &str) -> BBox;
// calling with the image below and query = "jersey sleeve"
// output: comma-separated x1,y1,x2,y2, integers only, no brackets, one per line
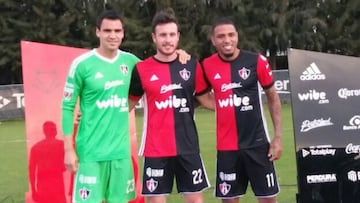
256,54,274,89
61,60,84,136
129,65,144,101
195,61,210,96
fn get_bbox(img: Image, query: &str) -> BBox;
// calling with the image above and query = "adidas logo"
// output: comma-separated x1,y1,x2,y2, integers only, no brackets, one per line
300,62,326,81
214,73,221,80
95,72,104,79
150,74,159,81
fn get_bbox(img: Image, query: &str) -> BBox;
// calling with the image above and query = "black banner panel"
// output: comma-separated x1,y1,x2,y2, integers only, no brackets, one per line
288,49,360,203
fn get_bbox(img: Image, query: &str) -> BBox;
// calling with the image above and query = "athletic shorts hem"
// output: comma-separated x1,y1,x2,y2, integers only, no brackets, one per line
255,191,280,198
216,194,245,199
179,185,211,194
141,193,171,196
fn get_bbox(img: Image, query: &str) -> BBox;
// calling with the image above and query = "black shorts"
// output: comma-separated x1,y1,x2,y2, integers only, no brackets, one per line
215,144,279,198
142,154,210,195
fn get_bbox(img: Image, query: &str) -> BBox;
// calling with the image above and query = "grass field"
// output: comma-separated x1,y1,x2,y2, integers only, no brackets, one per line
0,103,297,203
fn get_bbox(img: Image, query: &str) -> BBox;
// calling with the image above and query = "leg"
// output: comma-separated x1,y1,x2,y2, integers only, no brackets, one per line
222,197,239,203
258,196,277,203
184,192,204,203
146,195,166,203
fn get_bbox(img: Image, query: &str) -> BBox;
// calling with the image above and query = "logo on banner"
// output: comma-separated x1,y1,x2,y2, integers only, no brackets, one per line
238,67,250,80
343,115,360,130
300,62,326,81
300,118,333,132
146,178,158,192
338,88,360,99
120,64,128,75
0,96,11,109
347,170,360,182
298,89,329,104
306,174,337,184
302,145,336,158
79,187,91,200
219,182,231,195
179,68,191,81
345,143,360,154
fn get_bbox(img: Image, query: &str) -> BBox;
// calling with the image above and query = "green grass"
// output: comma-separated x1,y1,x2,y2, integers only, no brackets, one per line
0,104,297,203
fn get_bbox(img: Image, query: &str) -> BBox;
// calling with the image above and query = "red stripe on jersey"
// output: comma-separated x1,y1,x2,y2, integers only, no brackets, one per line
256,54,274,88
202,54,239,150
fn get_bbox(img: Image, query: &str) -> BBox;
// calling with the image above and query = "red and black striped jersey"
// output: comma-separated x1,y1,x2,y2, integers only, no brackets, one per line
202,50,274,150
129,56,209,157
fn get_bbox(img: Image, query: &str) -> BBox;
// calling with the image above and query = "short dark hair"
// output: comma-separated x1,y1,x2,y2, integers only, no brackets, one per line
96,10,124,29
151,11,179,33
211,17,236,34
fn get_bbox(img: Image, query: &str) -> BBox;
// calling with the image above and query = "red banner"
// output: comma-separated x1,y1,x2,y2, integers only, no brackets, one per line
21,41,143,203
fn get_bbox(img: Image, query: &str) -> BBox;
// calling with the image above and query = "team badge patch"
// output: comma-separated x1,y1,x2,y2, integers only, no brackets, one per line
219,182,231,196
146,178,158,192
120,64,129,75
79,187,91,200
238,67,250,80
179,68,191,81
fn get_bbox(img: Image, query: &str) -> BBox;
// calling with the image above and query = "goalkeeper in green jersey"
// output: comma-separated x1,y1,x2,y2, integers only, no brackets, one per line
61,10,139,203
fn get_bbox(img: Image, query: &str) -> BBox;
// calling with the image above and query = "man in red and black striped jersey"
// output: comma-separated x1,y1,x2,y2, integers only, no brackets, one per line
202,18,283,203
129,12,215,203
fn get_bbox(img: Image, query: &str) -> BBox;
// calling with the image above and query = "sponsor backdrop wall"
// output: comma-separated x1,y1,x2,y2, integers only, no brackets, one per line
288,48,360,203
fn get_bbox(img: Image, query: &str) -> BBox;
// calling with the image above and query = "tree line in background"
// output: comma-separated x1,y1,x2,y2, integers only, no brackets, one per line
0,0,359,84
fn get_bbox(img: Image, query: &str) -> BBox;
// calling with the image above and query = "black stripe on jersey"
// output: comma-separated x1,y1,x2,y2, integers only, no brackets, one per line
129,66,144,97
230,51,268,149
169,58,200,155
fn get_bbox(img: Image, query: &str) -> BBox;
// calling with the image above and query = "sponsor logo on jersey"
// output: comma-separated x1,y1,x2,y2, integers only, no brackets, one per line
221,83,242,92
219,182,231,196
0,96,11,109
214,73,221,80
79,175,97,184
63,87,74,101
79,187,91,200
307,174,337,184
300,117,333,132
150,74,159,81
179,68,191,81
300,62,326,81
338,88,360,99
238,67,250,80
298,89,329,104
219,172,236,181
120,64,128,75
345,143,360,154
217,95,253,111
347,170,360,182
155,95,189,113
160,84,182,94
94,72,103,79
104,80,124,90
146,167,164,177
96,95,127,111
146,178,158,192
343,115,360,130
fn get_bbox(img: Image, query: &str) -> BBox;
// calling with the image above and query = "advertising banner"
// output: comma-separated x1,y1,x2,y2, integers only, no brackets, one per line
21,41,143,203
288,48,360,203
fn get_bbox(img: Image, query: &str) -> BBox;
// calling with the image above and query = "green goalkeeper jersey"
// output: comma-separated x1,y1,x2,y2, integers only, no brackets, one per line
62,49,140,162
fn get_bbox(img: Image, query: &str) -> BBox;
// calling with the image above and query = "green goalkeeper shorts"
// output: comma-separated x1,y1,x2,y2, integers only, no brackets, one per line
72,159,135,203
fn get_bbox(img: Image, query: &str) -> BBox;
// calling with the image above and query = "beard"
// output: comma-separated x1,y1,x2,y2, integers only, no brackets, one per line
223,52,234,58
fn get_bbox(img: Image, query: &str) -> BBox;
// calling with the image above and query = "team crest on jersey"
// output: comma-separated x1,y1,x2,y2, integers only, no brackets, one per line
146,178,158,192
219,182,231,196
120,64,129,75
79,187,91,200
179,68,191,81
238,67,250,80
